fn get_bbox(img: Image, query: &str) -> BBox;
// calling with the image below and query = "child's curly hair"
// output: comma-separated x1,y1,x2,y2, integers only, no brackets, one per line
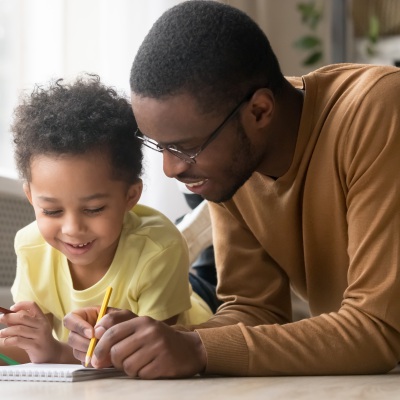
11,74,142,183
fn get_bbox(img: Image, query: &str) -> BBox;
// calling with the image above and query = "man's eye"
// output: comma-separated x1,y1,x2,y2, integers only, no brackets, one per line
168,143,197,153
42,209,62,216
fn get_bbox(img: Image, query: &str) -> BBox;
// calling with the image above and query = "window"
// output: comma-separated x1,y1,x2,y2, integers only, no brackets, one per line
0,0,190,221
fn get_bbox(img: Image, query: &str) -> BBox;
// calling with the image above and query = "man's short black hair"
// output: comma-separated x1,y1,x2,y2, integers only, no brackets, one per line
130,0,285,114
12,74,142,183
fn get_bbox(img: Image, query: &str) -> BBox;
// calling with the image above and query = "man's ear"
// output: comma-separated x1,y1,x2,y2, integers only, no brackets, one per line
249,88,275,127
126,179,143,211
23,182,33,205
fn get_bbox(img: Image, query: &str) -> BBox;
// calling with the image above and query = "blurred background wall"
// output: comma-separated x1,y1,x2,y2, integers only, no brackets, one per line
0,0,399,222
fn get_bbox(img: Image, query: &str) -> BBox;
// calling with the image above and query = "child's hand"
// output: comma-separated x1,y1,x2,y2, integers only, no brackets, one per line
64,307,137,364
0,301,61,363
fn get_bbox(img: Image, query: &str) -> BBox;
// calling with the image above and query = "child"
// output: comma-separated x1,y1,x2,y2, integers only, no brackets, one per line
0,75,213,365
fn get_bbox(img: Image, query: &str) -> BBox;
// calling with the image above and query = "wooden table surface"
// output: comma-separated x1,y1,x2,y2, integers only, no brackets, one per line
2,365,400,400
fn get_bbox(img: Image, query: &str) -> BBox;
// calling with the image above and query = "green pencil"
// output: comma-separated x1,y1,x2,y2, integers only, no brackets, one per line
0,353,20,365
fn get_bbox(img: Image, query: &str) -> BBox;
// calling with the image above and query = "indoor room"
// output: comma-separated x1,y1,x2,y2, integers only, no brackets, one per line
1,0,399,397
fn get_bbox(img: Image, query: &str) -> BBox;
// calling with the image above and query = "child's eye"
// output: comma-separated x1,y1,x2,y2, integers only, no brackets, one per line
85,206,105,215
42,209,62,216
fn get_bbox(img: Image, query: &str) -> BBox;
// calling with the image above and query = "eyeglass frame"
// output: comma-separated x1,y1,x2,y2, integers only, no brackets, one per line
134,89,258,164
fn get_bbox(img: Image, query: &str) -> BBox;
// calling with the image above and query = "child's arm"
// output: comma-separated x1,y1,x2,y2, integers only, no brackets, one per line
0,301,78,364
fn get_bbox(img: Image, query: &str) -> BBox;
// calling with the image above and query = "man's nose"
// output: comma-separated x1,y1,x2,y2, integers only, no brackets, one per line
162,151,191,178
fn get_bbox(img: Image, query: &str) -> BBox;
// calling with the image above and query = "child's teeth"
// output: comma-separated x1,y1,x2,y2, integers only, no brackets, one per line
73,242,90,248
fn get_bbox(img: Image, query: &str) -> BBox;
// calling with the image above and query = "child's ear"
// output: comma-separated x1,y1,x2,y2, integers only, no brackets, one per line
23,182,33,205
125,179,143,210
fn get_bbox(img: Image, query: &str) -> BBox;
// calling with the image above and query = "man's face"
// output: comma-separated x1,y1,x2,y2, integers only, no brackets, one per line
132,92,265,203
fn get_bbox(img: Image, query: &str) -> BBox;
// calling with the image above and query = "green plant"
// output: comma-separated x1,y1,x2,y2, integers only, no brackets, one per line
366,14,380,57
294,1,324,66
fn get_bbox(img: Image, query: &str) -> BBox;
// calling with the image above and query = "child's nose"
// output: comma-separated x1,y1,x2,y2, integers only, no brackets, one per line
61,213,84,236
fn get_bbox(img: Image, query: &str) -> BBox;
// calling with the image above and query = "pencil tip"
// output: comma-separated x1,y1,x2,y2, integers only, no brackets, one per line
85,356,90,368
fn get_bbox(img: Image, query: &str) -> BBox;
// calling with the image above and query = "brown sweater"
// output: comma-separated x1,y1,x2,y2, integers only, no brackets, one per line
195,64,400,375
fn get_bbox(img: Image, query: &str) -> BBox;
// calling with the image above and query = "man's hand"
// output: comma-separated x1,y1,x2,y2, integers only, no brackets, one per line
91,313,207,379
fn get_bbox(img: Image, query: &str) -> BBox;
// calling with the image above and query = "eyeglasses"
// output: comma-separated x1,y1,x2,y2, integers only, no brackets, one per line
134,90,255,164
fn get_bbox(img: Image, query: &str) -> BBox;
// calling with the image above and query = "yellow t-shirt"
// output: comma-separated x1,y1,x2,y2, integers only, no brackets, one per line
12,204,212,342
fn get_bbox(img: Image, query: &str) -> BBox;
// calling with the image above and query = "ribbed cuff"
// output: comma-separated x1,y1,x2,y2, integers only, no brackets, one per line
195,324,249,376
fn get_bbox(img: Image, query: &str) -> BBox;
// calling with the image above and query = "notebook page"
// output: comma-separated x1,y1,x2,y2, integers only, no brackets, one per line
0,363,125,382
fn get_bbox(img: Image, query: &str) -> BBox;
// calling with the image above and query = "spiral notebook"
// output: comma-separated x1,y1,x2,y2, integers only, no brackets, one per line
0,363,126,382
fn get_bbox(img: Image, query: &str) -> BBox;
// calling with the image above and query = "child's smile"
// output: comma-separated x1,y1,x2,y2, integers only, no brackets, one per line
24,151,141,285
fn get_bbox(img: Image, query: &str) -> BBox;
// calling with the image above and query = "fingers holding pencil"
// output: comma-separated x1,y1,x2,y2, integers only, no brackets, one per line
65,306,137,365
0,306,15,315
84,287,113,367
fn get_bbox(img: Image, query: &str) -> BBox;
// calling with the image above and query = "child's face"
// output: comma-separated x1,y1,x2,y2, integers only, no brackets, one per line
24,151,142,277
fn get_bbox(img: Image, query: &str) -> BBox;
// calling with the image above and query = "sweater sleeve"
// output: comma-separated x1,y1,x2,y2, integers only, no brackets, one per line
194,71,400,376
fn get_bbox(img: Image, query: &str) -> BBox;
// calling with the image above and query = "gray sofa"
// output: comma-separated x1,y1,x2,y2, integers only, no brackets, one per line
0,175,35,326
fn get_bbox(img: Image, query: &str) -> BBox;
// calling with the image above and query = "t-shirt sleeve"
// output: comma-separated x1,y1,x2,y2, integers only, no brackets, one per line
134,238,191,322
11,229,51,314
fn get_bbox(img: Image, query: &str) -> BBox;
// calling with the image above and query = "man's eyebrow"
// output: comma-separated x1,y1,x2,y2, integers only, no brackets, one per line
142,131,194,147
145,135,187,147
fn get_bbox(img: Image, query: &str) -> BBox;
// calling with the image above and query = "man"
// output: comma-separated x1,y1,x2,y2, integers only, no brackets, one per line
64,0,400,378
